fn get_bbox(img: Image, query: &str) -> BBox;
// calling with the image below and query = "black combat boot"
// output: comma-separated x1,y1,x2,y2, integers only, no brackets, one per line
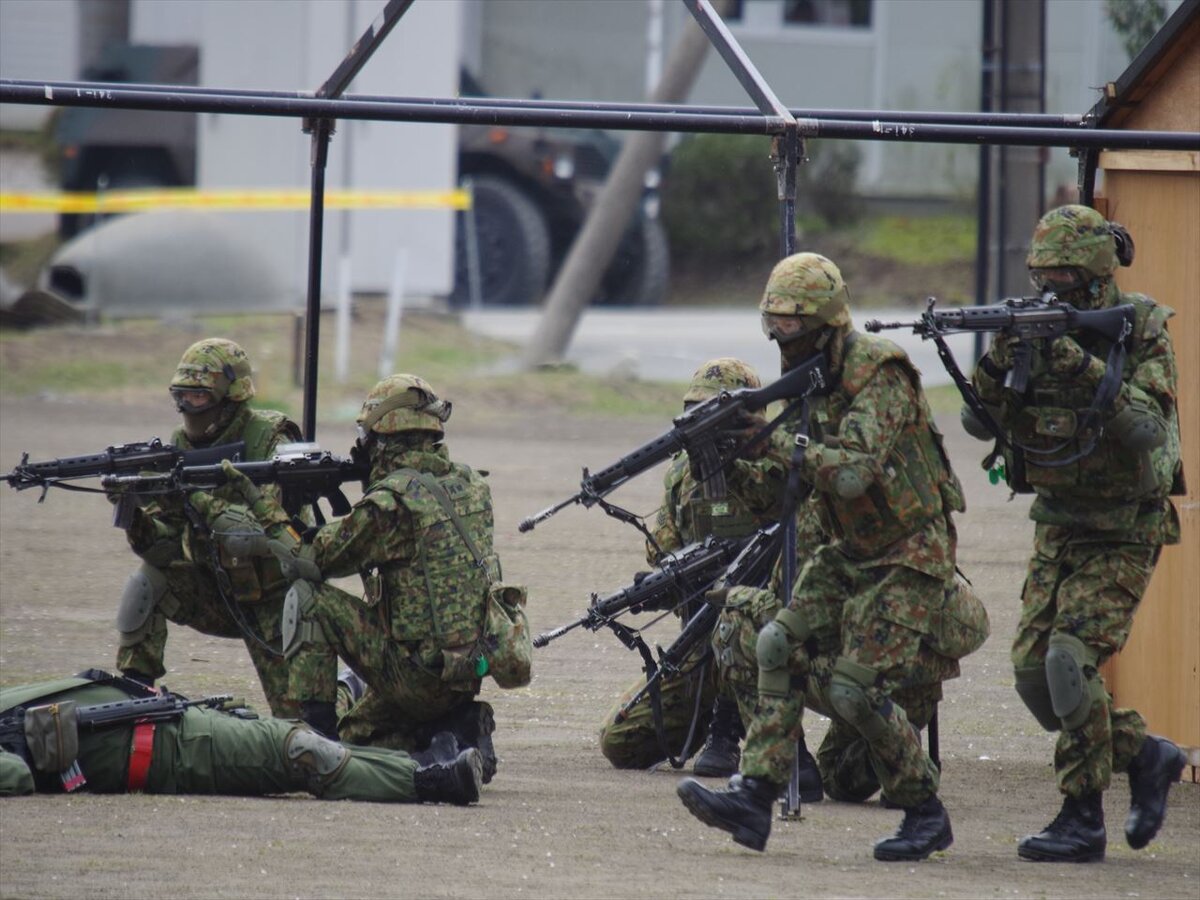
795,737,824,803
693,696,745,778
874,794,954,861
1125,734,1186,850
677,773,779,851
417,701,497,784
409,731,461,768
300,700,340,741
1018,793,1106,863
413,748,484,806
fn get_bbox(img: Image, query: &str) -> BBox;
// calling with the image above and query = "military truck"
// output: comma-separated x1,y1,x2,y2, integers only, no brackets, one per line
52,51,669,307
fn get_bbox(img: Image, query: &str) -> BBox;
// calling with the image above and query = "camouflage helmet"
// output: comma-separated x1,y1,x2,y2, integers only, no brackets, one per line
170,338,254,403
357,374,452,437
759,252,852,340
683,357,761,404
1026,205,1118,279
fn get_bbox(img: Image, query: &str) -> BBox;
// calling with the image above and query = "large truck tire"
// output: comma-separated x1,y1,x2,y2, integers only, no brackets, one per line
597,215,670,307
451,175,551,307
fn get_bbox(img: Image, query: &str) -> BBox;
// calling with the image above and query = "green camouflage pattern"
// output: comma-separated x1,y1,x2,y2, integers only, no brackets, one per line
740,553,958,806
358,374,449,436
682,357,761,404
170,338,255,402
1011,526,1157,797
975,288,1183,538
758,252,851,326
281,441,496,740
0,678,421,801
1026,204,1118,278
598,427,790,768
117,404,303,717
803,334,963,573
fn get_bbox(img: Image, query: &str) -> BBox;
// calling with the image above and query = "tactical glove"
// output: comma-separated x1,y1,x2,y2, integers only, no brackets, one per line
1046,335,1102,380
269,539,323,582
219,459,289,526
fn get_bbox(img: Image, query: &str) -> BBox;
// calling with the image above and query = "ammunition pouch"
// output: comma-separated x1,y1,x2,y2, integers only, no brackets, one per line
23,701,80,774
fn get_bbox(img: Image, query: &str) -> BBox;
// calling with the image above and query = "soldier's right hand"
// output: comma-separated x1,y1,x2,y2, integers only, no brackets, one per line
986,333,1016,371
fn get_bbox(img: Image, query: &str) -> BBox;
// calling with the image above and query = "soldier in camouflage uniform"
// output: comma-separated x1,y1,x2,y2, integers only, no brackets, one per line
599,359,822,786
0,670,482,805
222,374,507,783
678,253,973,861
113,339,304,720
967,205,1186,863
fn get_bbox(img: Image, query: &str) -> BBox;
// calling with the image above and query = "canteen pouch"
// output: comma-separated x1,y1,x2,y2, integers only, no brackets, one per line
482,583,533,689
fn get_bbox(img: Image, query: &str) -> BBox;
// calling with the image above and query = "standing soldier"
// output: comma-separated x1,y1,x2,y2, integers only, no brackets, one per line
967,205,1186,862
598,358,822,793
114,339,305,720
677,252,971,860
221,375,526,784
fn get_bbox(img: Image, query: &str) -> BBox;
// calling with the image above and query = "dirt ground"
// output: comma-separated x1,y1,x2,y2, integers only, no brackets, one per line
1,391,1197,900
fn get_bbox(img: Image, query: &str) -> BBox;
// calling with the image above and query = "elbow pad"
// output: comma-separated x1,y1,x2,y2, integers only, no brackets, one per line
1106,402,1167,451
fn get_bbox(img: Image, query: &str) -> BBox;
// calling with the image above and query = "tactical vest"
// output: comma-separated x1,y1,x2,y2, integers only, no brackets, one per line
175,407,302,602
1009,294,1183,514
812,334,964,557
665,457,760,542
364,463,497,649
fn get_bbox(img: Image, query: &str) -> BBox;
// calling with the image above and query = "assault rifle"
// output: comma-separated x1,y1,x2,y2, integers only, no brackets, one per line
532,535,750,649
866,294,1135,465
0,686,235,790
865,293,1134,395
101,443,369,524
519,352,828,539
4,438,245,500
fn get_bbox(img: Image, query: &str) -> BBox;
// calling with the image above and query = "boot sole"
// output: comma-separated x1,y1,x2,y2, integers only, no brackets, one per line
1126,745,1186,850
873,829,953,862
676,782,768,852
1017,845,1105,863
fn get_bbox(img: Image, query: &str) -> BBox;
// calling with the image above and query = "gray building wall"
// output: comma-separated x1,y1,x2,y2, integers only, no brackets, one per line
468,0,1171,200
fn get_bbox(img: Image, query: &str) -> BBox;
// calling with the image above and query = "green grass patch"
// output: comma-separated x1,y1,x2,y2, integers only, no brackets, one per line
860,214,976,266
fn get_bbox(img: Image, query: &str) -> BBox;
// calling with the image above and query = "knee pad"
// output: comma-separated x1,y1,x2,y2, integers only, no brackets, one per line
284,727,349,793
1013,665,1059,731
281,580,326,659
828,658,889,743
756,607,809,698
1045,633,1102,732
115,564,170,640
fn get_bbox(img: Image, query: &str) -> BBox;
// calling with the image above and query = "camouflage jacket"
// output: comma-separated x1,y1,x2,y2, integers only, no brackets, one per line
800,333,962,578
973,283,1182,542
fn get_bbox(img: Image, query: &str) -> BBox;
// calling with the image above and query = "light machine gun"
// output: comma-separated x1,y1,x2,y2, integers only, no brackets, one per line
866,294,1135,467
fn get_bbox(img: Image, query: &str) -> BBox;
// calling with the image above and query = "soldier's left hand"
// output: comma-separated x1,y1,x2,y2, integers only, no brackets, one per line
219,459,262,504
1047,335,1092,376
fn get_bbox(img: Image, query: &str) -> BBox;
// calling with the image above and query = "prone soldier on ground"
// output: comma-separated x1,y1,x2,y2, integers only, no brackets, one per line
967,205,1187,863
216,374,531,784
112,338,308,722
677,252,983,861
0,669,482,806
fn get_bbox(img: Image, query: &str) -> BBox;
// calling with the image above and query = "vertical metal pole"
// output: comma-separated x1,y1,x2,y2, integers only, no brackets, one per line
974,0,996,361
302,120,332,442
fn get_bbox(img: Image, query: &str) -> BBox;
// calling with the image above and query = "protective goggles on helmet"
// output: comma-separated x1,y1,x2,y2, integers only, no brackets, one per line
357,388,453,434
170,386,218,415
1029,266,1091,296
761,313,825,343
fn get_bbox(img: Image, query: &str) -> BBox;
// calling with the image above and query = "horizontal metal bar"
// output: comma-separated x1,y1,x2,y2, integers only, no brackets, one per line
3,80,1196,150
3,77,1085,128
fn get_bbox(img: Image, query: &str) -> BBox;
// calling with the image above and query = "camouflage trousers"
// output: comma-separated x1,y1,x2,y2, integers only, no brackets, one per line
714,579,944,803
598,644,717,769
116,561,298,718
741,551,957,807
290,582,479,750
1011,525,1159,797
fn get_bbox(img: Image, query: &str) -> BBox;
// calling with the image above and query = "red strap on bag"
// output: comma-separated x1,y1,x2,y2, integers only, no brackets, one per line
126,721,156,792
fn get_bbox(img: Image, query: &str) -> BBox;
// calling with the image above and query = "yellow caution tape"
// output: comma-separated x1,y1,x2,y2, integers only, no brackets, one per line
0,188,471,213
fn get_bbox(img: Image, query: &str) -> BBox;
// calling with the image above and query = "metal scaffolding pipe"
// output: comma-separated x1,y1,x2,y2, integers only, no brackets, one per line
3,80,1196,150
